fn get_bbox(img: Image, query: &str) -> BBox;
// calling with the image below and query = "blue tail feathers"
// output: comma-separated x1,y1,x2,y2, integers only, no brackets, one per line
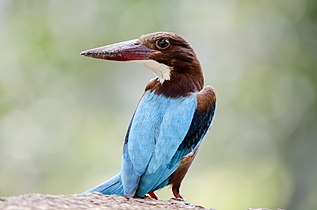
83,173,124,195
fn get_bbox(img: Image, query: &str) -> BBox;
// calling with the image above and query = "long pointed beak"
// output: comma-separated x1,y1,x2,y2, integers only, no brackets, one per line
80,39,159,61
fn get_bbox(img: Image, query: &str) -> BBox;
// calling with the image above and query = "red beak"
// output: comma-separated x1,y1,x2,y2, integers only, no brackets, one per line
80,39,158,61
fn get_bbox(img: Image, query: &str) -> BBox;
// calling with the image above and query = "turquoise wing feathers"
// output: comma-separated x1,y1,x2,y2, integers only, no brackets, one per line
122,92,197,196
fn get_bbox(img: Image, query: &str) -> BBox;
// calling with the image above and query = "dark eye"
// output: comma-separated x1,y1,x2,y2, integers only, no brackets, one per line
155,38,170,49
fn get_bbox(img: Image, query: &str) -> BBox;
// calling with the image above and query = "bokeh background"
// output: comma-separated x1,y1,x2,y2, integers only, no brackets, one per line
0,0,316,209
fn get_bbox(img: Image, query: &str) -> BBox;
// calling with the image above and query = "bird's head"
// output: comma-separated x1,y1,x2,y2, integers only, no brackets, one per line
80,32,202,84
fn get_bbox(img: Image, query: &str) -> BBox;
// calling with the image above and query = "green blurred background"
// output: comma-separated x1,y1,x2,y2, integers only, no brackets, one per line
0,0,316,209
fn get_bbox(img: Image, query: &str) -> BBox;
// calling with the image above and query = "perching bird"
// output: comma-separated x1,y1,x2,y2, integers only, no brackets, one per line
80,32,216,200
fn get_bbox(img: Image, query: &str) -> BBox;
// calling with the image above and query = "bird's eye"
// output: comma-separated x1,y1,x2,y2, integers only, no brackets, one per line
155,38,170,49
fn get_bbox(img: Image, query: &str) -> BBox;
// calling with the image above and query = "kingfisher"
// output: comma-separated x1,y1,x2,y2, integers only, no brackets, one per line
80,32,216,200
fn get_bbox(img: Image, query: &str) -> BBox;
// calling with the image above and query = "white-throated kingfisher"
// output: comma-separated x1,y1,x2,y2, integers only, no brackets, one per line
80,32,216,200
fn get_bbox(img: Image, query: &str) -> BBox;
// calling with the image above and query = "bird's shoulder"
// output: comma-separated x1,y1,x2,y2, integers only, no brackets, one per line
196,85,216,113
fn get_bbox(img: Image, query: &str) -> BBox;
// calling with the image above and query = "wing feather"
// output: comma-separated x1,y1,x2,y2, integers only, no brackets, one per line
122,87,216,197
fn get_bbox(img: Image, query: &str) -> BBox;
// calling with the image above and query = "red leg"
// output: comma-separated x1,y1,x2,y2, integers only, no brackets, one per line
172,187,184,199
148,191,159,200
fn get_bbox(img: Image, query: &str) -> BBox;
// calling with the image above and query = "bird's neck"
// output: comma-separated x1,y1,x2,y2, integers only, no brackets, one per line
145,63,204,98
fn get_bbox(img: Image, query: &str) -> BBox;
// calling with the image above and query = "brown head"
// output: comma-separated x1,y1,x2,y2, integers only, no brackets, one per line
81,32,204,97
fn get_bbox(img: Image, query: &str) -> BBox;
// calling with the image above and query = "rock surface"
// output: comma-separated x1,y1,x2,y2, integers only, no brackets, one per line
0,193,206,210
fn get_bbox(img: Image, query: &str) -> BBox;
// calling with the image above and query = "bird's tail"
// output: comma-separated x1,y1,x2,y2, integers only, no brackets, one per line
83,173,124,195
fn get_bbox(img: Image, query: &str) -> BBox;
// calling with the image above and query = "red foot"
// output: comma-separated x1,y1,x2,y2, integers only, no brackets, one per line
148,192,159,200
172,190,184,199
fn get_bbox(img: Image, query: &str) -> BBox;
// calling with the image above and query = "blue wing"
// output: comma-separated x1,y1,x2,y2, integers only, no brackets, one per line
122,86,216,197
121,91,197,196
136,89,216,196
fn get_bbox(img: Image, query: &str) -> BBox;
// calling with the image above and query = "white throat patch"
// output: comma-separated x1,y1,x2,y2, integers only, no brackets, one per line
135,60,171,83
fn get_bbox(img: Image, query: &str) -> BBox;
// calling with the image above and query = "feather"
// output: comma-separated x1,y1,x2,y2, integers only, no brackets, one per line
122,92,197,196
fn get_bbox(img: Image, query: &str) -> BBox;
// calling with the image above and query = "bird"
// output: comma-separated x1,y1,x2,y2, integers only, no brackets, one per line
80,32,216,200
